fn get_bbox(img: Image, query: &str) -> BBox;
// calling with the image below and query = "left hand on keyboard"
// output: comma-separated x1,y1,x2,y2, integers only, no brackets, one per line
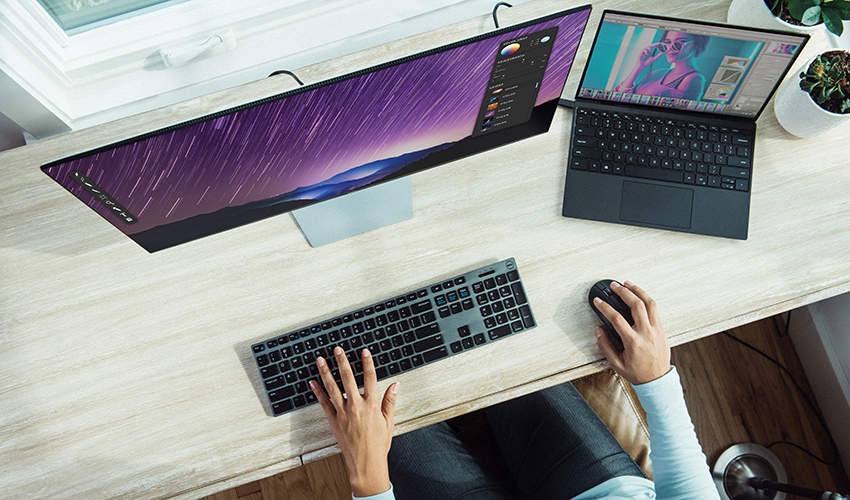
310,347,399,497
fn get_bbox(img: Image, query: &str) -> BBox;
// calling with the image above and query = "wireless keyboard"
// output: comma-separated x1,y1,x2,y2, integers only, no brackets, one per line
251,258,536,416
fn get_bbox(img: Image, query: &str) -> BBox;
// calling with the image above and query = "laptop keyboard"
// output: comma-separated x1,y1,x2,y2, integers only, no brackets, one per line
569,106,754,192
250,258,536,416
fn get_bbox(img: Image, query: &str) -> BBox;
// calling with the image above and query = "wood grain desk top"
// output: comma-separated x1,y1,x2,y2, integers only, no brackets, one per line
1,0,848,498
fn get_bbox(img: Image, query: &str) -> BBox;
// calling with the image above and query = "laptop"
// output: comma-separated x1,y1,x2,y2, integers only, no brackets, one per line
562,10,809,239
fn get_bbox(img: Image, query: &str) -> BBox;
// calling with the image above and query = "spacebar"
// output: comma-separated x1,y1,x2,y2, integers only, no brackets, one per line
624,166,683,183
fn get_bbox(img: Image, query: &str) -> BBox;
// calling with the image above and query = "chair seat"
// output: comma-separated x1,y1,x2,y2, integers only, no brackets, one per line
573,369,653,480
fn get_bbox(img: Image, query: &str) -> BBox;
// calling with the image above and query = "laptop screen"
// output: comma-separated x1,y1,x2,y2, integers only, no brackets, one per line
576,11,809,118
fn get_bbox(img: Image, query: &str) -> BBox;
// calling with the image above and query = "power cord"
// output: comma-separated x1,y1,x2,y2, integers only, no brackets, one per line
268,69,305,86
773,309,792,337
492,2,512,29
721,321,839,467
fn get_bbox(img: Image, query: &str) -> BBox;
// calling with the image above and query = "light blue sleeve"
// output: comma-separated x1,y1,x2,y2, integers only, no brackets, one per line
630,366,720,500
352,484,394,500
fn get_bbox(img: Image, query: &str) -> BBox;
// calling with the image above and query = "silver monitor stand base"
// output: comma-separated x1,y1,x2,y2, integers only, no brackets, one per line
291,176,413,247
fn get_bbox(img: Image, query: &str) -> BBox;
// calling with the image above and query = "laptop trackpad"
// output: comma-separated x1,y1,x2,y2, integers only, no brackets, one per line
620,181,693,229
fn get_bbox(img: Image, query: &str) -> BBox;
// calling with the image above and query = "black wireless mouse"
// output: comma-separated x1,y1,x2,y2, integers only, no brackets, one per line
588,280,634,351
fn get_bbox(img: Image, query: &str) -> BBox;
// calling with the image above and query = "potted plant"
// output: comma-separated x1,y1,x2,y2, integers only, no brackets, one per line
774,50,850,137
728,0,850,36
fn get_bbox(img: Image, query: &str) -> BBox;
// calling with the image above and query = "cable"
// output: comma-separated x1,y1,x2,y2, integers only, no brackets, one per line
268,70,305,86
772,309,792,337
492,2,512,29
766,440,838,467
721,329,839,466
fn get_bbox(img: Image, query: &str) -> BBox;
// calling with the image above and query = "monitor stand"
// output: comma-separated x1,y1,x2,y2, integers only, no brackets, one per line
291,176,414,247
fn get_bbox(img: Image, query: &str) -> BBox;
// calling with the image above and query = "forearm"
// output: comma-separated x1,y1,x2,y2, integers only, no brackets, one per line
633,367,720,500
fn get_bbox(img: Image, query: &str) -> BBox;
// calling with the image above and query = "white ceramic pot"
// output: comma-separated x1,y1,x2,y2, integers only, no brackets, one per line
728,0,824,39
774,57,850,138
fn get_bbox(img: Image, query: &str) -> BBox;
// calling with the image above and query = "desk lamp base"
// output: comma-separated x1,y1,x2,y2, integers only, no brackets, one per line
713,444,788,500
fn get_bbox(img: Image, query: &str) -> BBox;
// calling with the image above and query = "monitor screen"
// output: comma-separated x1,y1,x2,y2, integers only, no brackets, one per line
576,11,808,118
41,5,592,252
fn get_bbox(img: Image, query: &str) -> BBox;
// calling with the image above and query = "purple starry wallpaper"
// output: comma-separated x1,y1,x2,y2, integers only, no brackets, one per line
42,7,590,251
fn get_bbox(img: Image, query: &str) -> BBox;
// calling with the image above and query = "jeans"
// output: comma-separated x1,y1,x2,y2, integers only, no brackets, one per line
387,382,645,500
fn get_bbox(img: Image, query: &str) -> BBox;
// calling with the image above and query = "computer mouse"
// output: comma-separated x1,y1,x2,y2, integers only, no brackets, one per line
588,280,634,351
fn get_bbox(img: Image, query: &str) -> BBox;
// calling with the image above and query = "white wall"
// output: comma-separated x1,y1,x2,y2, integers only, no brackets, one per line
0,111,26,152
0,0,530,142
790,292,850,481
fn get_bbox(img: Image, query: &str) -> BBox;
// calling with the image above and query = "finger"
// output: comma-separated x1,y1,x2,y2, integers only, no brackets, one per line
610,281,648,325
593,297,632,334
596,327,625,370
361,348,378,399
317,356,345,408
623,281,661,326
382,383,399,425
334,346,359,399
310,379,337,419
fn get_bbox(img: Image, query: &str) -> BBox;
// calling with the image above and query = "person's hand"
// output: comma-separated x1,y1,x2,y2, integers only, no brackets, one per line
637,43,665,68
593,281,671,385
310,347,399,497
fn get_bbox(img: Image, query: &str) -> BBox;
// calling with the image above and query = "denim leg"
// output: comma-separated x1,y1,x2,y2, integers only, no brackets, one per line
388,421,518,500
484,382,645,500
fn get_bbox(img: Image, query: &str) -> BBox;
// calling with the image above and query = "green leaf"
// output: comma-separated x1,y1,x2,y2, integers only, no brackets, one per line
840,99,850,113
789,0,817,18
800,79,818,92
802,5,823,23
822,6,845,34
828,0,850,19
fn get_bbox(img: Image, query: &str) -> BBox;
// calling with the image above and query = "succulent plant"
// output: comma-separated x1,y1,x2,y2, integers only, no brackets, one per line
769,0,850,36
799,51,850,114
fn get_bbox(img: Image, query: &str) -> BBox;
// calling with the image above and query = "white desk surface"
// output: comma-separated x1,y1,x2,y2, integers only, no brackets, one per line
2,0,849,498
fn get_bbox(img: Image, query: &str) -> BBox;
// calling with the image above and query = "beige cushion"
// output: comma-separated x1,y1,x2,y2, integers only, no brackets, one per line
573,369,653,480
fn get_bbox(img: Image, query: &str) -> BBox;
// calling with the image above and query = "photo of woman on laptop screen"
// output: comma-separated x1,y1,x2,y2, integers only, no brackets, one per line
614,31,709,100
580,22,765,112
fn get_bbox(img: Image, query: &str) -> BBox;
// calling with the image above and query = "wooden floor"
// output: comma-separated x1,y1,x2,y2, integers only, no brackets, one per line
200,314,850,499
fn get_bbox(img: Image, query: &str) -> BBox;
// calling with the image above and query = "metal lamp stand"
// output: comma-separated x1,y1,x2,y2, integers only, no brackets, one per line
713,444,847,500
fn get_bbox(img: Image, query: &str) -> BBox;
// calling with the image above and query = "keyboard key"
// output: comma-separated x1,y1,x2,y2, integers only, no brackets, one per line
511,282,527,305
727,156,749,168
411,300,432,314
415,323,440,339
423,347,448,363
489,325,511,340
520,305,535,328
260,365,279,379
269,386,295,402
272,400,294,415
625,165,683,183
413,335,444,353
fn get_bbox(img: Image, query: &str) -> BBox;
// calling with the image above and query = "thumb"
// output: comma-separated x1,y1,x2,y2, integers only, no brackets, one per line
382,382,399,421
596,328,625,371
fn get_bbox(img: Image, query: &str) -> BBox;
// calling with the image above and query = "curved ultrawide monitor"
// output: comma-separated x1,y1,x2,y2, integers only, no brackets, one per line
42,5,591,252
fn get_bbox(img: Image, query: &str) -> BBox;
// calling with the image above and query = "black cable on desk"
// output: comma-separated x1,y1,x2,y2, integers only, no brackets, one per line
492,2,512,28
268,69,305,86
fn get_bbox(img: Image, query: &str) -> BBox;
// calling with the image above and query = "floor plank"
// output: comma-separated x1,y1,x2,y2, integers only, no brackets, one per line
203,314,849,499
672,315,850,494
305,454,350,500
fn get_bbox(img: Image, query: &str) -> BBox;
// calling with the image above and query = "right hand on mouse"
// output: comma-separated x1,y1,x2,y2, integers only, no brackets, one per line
593,281,671,385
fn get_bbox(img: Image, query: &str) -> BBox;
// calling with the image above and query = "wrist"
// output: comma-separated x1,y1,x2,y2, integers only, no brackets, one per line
349,471,390,498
